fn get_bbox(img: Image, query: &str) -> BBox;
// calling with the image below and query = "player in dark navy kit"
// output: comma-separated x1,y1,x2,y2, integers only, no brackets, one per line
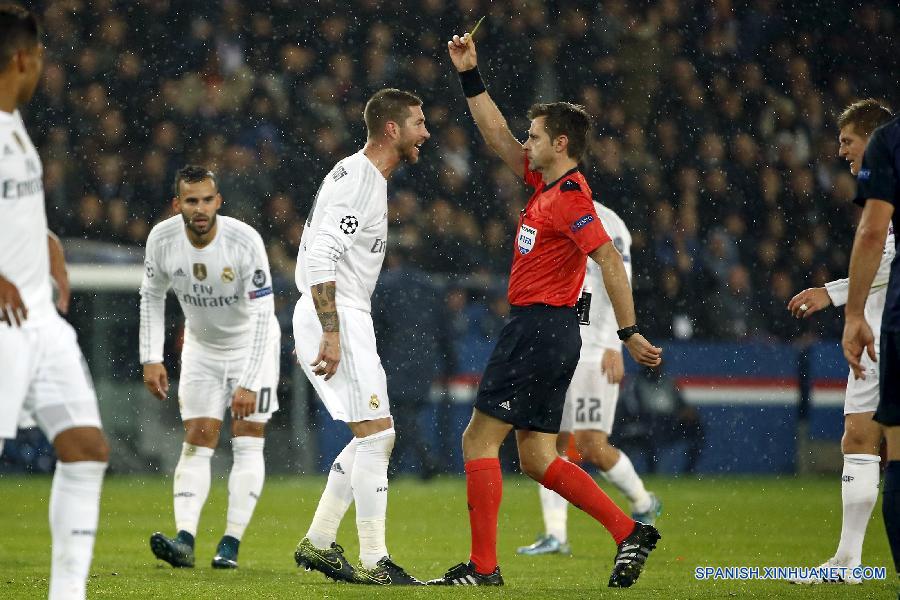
429,31,662,588
843,114,900,580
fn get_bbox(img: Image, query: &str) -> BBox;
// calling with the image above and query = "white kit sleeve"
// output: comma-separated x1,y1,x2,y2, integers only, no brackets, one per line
138,234,171,364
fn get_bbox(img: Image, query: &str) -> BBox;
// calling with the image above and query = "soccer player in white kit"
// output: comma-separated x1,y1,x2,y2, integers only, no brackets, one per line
139,165,281,570
517,201,661,557
292,88,429,586
787,99,894,584
0,6,109,600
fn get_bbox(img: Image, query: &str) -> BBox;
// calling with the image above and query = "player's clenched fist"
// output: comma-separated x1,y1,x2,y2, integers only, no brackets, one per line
624,334,663,368
447,33,478,72
143,362,169,401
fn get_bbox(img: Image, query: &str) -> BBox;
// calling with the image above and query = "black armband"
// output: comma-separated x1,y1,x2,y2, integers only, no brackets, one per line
617,324,640,341
458,67,486,98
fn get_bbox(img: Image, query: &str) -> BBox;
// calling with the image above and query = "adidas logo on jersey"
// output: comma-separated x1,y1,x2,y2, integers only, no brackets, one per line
174,268,187,277
500,401,511,410
331,462,345,474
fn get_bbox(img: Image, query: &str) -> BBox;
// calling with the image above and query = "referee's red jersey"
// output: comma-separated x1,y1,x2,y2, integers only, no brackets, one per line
507,159,611,307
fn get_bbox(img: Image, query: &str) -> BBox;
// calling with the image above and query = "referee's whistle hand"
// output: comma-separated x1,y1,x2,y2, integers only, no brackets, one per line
625,334,662,367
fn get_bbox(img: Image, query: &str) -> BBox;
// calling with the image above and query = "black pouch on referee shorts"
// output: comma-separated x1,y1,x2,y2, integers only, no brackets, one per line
575,290,592,325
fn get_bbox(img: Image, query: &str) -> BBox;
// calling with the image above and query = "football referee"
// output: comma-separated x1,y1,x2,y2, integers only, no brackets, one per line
843,114,900,579
429,32,662,588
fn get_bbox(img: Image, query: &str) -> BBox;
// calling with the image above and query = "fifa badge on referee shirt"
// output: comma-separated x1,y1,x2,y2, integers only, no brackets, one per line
193,263,207,281
369,394,380,410
221,267,235,283
517,223,537,255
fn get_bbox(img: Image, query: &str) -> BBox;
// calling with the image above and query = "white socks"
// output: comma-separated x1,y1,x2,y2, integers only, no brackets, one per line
173,443,213,536
602,452,653,513
539,484,569,543
306,437,359,549
225,436,266,540
49,460,106,600
352,428,395,569
834,453,880,566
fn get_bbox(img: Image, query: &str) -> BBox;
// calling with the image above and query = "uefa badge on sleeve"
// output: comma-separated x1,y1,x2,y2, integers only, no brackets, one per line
252,269,266,288
340,215,359,235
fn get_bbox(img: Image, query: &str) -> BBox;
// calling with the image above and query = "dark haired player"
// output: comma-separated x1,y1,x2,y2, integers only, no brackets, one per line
0,6,109,599
429,32,662,588
140,165,281,569
292,88,429,585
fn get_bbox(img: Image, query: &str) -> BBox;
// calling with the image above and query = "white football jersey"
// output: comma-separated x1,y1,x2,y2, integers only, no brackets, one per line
580,202,632,359
296,150,388,312
139,215,279,391
0,110,53,327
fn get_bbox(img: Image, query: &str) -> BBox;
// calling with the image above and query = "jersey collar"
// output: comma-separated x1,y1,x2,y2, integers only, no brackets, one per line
542,166,580,193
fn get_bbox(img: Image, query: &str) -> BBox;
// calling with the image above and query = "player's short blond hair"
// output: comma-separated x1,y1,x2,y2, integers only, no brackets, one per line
837,99,893,136
364,88,422,139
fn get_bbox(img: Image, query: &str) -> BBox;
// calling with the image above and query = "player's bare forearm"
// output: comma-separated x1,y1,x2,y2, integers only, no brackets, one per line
590,242,635,329
846,200,893,317
311,281,339,332
47,231,70,314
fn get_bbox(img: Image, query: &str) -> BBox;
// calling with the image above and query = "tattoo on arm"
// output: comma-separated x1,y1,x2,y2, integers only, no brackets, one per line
311,282,339,332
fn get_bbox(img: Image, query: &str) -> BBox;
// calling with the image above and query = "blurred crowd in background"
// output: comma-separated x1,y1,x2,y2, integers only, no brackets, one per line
26,0,899,346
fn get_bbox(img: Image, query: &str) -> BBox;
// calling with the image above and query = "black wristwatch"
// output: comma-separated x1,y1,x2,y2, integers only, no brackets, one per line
617,324,640,341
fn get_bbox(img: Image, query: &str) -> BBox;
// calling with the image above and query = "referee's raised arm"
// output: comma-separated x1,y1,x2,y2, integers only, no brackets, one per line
448,32,525,179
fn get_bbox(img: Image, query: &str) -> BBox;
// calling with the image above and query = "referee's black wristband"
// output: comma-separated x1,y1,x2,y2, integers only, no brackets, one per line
617,324,640,341
458,67,486,98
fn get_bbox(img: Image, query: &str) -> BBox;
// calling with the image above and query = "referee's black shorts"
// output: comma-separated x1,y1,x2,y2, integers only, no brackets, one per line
877,329,900,426
474,304,581,433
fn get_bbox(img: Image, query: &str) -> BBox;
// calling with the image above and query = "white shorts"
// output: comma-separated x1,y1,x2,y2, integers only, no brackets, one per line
845,346,879,415
179,331,281,424
292,300,390,423
559,358,618,434
0,314,102,441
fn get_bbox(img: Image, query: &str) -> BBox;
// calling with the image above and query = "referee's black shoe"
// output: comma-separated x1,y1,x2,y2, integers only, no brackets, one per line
608,522,661,588
426,561,503,586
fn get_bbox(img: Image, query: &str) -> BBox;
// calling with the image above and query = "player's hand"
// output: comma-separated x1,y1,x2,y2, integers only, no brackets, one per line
624,334,662,368
842,315,876,380
0,274,27,327
142,362,169,401
447,32,478,72
52,268,71,315
600,349,624,384
231,387,257,420
788,287,831,319
312,331,341,381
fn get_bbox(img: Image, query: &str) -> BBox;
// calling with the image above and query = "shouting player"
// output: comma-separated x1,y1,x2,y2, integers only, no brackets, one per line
787,100,893,583
292,88,429,585
0,6,109,599
429,32,662,588
518,200,661,557
140,165,281,570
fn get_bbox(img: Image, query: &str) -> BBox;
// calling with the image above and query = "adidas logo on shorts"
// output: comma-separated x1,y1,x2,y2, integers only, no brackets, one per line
500,401,511,410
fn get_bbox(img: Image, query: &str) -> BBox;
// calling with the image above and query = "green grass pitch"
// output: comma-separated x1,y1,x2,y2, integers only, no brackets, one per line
0,474,894,598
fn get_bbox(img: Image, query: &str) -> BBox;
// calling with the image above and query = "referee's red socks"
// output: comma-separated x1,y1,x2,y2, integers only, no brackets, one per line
465,458,502,574
541,456,635,543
